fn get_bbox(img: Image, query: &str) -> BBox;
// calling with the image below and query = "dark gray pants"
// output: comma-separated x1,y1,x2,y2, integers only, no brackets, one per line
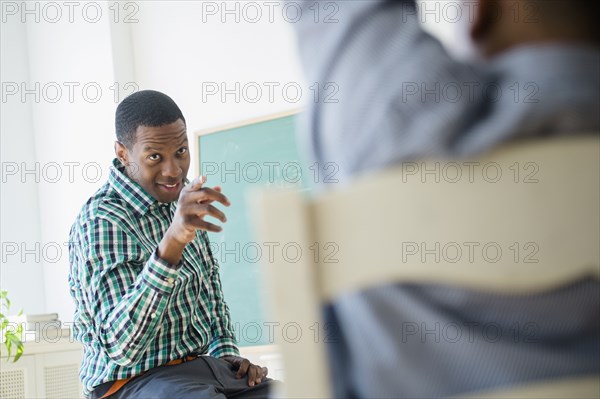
91,356,278,399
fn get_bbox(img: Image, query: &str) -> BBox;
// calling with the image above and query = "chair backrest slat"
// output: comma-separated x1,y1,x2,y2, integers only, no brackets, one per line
253,137,600,399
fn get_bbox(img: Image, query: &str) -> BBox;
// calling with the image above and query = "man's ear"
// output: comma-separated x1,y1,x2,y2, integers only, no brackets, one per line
115,141,129,166
470,0,499,44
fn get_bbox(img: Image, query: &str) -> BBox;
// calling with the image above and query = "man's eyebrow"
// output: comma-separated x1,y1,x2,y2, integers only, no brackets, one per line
142,139,188,152
142,145,161,152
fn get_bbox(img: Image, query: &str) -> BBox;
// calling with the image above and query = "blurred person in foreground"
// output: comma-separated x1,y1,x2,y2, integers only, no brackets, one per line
287,0,599,397
69,90,274,398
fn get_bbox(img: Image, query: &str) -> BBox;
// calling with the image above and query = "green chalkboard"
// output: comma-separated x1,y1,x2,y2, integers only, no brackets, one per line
197,111,310,346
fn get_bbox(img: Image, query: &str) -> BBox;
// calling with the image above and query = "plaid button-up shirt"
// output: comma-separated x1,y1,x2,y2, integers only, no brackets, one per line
68,158,239,397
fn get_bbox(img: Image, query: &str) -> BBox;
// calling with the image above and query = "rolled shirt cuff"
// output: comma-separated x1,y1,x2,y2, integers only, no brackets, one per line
141,250,181,295
209,336,240,358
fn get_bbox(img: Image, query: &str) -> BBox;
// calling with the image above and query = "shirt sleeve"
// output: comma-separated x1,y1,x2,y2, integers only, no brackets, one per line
75,217,181,367
287,0,484,180
200,231,240,358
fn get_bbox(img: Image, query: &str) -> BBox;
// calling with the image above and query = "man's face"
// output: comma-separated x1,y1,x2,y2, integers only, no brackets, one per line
116,119,190,203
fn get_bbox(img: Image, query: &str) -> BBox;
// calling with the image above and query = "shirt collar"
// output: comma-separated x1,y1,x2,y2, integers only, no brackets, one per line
108,158,158,215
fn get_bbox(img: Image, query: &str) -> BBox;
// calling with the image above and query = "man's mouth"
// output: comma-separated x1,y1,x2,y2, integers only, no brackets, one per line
157,181,182,192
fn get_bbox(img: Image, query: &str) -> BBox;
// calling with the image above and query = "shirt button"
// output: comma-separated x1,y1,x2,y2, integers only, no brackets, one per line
150,313,156,319
167,277,175,285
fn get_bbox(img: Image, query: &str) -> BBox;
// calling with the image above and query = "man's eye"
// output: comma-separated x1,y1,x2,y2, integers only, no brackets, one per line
148,154,160,161
177,148,188,155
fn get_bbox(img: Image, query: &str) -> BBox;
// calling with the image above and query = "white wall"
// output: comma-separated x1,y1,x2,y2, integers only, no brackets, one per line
1,12,45,315
26,2,122,322
1,1,134,320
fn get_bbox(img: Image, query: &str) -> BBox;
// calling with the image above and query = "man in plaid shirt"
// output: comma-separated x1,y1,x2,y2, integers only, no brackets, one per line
69,90,274,398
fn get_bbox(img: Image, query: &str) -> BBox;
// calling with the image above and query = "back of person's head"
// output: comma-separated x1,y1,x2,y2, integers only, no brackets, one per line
535,0,599,40
472,0,600,57
115,90,186,149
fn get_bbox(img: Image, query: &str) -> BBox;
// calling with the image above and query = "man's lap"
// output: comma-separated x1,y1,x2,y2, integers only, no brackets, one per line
92,356,277,399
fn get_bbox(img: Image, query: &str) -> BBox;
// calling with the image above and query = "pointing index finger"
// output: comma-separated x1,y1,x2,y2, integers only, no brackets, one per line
195,175,207,189
186,177,231,206
185,175,206,192
198,187,230,207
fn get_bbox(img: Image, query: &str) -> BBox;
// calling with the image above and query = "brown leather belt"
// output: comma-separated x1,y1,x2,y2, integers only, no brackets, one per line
98,355,198,399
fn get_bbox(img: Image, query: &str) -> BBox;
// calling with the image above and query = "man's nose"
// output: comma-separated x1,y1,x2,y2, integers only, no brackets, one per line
161,160,182,178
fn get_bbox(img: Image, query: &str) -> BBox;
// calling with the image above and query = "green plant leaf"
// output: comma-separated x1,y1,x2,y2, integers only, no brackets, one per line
0,291,25,363
5,335,12,356
9,335,23,352
8,334,21,345
13,345,23,362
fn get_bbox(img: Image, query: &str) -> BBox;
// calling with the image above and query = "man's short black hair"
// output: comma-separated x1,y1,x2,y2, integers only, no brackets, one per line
115,90,186,149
